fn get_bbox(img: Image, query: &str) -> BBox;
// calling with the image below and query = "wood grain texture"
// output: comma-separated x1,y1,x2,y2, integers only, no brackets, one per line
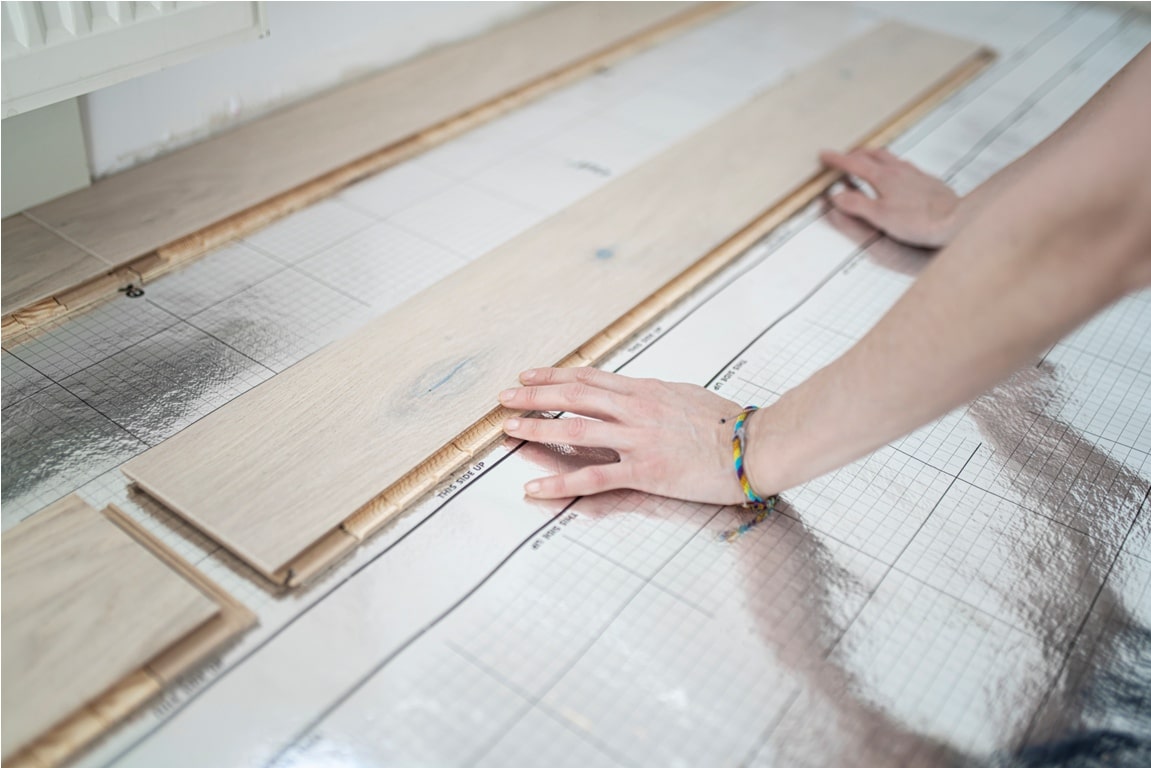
105,504,257,683
0,216,108,315
123,23,986,583
28,2,697,260
329,42,994,585
1,496,254,767
0,2,720,337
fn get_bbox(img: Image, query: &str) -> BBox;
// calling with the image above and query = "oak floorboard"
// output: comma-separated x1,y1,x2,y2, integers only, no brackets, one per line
5,4,703,287
122,23,985,581
1,495,241,765
0,216,109,315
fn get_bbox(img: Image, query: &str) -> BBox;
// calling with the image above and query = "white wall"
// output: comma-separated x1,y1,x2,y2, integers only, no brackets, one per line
80,1,536,179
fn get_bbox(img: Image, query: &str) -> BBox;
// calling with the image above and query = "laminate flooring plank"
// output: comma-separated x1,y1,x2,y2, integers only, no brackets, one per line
0,216,109,315
1,495,219,763
15,3,702,271
122,23,985,581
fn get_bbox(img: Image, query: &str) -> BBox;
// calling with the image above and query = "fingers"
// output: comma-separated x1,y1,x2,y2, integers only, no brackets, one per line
499,382,622,420
519,366,636,394
524,463,632,499
828,189,881,222
819,148,882,185
503,415,626,449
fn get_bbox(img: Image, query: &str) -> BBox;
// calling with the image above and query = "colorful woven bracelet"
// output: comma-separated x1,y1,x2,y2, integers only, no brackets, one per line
732,405,776,512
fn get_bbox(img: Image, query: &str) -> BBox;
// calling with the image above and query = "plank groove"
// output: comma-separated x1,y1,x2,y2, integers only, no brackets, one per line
123,23,988,584
0,2,726,335
1,496,255,767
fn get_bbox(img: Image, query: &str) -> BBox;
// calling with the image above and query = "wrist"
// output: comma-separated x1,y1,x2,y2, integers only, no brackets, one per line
741,403,790,497
933,192,968,248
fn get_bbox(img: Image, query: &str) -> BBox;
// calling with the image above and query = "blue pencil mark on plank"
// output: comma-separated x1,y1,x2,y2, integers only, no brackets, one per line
427,359,470,393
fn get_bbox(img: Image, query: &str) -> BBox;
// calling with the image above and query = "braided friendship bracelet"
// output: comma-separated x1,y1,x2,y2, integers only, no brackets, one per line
732,406,777,511
717,406,777,543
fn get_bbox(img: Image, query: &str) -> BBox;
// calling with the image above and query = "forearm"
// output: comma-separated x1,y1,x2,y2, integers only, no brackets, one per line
749,53,1151,495
950,47,1151,242
505,51,1151,507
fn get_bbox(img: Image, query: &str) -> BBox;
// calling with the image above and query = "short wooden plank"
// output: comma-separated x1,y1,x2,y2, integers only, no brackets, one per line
0,495,216,760
0,216,108,315
18,3,707,268
105,504,257,683
0,496,253,766
123,23,986,581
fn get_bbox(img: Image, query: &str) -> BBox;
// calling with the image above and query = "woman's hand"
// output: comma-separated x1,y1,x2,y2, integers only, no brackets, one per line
498,367,749,504
820,148,962,249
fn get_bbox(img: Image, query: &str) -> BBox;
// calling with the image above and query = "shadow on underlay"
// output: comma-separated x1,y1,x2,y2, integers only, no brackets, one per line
511,358,1149,767
971,365,1151,768
826,210,1151,765
518,440,970,766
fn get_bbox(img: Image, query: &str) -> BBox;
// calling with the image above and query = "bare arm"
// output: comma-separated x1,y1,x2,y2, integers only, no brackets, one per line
747,46,1151,495
820,45,1146,250
499,48,1151,503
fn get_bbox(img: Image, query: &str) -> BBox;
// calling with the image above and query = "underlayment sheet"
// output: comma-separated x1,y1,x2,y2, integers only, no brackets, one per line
1,3,1148,766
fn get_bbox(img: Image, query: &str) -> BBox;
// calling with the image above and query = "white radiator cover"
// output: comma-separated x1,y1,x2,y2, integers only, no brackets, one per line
1,1,267,117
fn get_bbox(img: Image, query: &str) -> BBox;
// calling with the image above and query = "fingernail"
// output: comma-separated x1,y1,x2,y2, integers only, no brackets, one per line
525,480,541,495
504,418,520,431
499,389,516,403
520,369,538,382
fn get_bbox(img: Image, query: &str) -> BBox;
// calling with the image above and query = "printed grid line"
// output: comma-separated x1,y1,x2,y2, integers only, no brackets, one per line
0,3,1146,764
150,7,1151,768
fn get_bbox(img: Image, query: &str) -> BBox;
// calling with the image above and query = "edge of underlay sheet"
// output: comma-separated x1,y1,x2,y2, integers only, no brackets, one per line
120,23,994,587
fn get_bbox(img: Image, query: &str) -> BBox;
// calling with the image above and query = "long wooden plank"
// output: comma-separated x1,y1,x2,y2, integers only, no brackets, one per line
123,23,988,584
0,2,725,333
1,496,255,767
